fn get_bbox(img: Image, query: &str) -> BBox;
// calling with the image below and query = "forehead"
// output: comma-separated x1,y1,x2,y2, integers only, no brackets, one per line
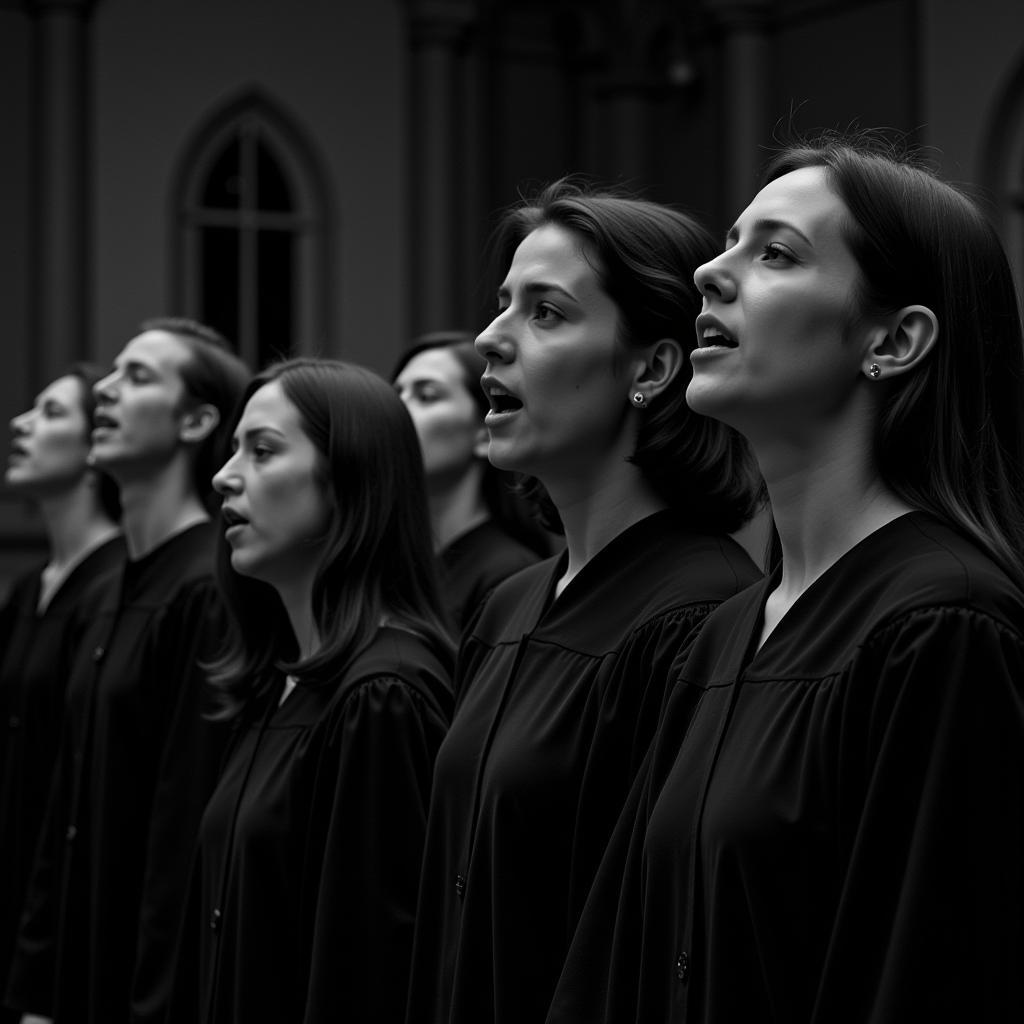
38,375,84,407
397,347,464,385
740,165,850,243
505,223,603,289
236,380,304,434
116,330,193,375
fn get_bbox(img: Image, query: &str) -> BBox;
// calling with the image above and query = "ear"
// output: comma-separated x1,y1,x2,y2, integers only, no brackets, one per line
863,305,939,381
178,403,220,445
629,337,685,403
472,424,490,460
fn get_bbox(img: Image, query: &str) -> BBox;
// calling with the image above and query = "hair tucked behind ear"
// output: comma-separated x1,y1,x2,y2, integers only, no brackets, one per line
766,132,1024,585
207,358,454,719
489,177,761,535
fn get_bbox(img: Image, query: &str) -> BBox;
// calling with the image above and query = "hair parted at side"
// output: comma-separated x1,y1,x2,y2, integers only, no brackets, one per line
207,357,454,719
490,176,761,535
764,131,1024,585
138,316,250,511
391,331,551,556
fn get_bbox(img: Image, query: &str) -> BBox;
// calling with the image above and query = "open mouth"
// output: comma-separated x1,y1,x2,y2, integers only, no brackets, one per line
93,412,119,431
698,326,738,349
483,380,524,415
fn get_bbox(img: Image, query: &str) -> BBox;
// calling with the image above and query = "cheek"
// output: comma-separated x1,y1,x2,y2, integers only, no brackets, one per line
40,427,90,464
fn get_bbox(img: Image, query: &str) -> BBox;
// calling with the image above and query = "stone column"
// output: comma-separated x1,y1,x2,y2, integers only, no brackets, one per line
406,0,476,336
30,0,94,386
707,0,771,216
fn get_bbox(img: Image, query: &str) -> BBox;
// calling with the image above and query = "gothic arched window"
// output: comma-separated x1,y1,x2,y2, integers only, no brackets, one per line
173,93,330,368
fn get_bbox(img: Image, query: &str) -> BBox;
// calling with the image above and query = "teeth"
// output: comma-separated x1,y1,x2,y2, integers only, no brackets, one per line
487,384,511,397
702,328,725,340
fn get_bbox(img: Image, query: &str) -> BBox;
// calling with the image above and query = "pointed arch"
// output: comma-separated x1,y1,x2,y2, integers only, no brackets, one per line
170,88,332,368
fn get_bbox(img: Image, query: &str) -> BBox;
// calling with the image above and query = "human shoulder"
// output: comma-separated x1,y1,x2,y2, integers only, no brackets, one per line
324,626,454,720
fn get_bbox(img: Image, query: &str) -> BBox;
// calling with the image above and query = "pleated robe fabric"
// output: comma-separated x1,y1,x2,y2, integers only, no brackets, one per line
166,626,453,1024
406,510,762,1024
0,537,125,1024
438,519,544,635
547,512,1024,1024
5,523,226,1024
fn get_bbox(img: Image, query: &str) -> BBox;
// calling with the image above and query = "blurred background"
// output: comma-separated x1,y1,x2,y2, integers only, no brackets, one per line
1,0,1022,583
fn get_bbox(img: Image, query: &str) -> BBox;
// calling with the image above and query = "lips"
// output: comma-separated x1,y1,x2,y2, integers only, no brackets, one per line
481,376,524,415
221,507,249,528
695,314,737,349
92,411,119,432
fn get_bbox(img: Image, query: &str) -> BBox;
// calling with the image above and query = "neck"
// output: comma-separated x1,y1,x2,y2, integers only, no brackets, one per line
115,457,208,559
276,577,321,662
754,424,913,599
428,464,490,551
545,457,667,596
38,478,120,569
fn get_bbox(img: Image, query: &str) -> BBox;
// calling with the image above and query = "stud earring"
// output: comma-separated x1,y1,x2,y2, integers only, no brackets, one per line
631,391,648,409
867,363,881,379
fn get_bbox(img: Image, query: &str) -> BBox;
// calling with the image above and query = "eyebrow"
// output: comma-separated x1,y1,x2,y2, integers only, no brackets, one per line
234,425,287,444
725,217,814,248
497,280,578,304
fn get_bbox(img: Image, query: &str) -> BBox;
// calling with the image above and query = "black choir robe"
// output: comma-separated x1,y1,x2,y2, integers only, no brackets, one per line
547,512,1024,1024
0,537,125,1023
406,510,762,1024
5,523,226,1024
439,519,543,634
167,626,452,1024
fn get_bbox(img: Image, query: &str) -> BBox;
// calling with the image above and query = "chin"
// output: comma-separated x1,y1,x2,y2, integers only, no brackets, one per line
685,377,734,420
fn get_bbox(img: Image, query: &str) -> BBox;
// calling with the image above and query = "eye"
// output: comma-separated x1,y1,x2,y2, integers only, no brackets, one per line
42,401,67,419
760,243,795,264
533,302,563,324
416,383,443,403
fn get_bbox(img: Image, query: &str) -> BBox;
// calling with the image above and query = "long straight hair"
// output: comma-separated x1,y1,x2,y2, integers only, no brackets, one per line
766,134,1024,584
207,358,454,718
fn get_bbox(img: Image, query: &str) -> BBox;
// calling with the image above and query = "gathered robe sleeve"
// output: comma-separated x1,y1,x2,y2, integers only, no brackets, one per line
550,512,1024,1024
809,606,1024,1021
302,677,451,1023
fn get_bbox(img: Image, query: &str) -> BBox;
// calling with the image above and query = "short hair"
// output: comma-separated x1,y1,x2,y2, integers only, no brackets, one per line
491,178,760,534
68,362,121,522
138,317,250,509
391,332,550,556
764,132,1024,584
207,358,454,717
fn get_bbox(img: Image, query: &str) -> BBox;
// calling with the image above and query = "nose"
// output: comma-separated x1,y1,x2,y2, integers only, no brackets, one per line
93,370,118,404
475,314,514,365
694,251,736,303
212,451,242,497
10,410,31,436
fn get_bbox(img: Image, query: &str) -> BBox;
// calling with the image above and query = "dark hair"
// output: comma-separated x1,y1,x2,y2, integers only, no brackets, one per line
764,133,1024,584
491,177,760,534
391,331,550,555
138,316,250,510
68,363,121,522
208,358,454,718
